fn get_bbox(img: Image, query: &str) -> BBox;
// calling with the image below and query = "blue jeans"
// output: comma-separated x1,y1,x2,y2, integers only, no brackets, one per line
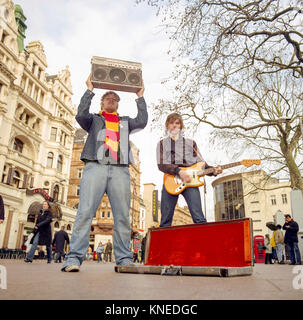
97,252,102,263
63,162,133,269
275,243,283,262
26,233,52,262
286,242,301,264
160,186,206,227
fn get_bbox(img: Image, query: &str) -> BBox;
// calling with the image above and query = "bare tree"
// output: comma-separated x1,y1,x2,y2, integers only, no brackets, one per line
138,0,303,192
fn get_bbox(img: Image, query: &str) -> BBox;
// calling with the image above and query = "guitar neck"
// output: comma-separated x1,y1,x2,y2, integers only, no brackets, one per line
201,161,242,176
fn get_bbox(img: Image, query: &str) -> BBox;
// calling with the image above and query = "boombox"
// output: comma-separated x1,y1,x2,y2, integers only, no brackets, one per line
91,56,142,93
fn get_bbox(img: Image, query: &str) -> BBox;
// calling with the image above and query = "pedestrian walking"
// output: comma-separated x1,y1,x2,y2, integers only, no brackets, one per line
24,201,53,263
264,234,273,264
140,235,146,264
52,226,70,263
283,214,301,265
104,240,113,262
274,225,285,264
86,246,92,261
96,242,104,263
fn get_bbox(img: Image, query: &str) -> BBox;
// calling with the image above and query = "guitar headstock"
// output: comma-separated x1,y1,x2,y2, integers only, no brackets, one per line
241,159,261,167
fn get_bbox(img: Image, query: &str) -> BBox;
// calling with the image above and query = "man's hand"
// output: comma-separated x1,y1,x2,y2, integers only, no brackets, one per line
136,81,145,98
213,166,222,176
179,170,191,183
34,226,38,230
86,73,94,91
0,219,3,224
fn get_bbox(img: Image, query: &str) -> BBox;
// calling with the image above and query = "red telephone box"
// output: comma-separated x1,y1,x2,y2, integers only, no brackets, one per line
254,235,265,263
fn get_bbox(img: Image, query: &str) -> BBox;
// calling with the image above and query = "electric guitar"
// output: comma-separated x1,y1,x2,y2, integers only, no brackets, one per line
163,159,261,195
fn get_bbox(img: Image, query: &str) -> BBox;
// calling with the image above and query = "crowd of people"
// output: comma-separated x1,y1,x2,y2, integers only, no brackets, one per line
264,214,301,265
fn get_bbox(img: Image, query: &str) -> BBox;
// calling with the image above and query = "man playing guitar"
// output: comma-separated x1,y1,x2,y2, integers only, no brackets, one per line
156,113,222,227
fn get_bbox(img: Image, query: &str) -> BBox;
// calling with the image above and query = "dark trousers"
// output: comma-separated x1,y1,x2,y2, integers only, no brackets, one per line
265,253,273,264
97,252,103,263
105,252,112,262
286,242,301,264
55,252,64,262
160,186,206,227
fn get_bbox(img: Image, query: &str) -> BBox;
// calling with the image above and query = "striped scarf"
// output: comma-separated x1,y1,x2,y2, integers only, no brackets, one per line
100,110,119,162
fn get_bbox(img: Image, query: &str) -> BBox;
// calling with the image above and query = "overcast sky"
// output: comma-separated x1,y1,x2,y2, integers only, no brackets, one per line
14,0,230,221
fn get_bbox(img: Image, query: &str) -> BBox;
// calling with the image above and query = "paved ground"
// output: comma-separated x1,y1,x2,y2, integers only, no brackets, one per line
0,259,302,300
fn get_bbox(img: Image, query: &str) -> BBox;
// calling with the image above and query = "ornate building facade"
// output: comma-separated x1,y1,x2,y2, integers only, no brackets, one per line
212,170,292,237
0,1,77,249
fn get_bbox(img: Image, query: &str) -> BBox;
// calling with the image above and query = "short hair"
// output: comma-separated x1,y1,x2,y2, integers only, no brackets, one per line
276,224,282,229
61,226,65,230
165,113,184,130
101,91,120,102
284,214,291,219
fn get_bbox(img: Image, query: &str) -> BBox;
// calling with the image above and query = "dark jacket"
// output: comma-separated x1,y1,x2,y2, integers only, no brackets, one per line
157,136,214,175
105,242,113,253
52,230,70,253
76,90,148,164
0,195,4,220
30,210,53,246
283,220,299,243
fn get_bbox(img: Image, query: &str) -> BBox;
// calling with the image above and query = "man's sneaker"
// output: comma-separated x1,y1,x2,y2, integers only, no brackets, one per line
62,264,80,272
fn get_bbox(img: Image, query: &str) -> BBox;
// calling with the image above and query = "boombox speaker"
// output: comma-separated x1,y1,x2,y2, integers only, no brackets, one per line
91,56,142,93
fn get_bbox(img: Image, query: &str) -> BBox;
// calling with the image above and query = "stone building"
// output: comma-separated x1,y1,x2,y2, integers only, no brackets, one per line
0,1,77,249
212,170,292,237
142,183,193,231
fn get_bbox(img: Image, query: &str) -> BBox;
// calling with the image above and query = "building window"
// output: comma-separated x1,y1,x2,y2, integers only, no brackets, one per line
102,211,105,218
78,169,83,179
50,127,57,141
57,155,63,172
1,31,7,43
12,170,21,188
47,152,54,168
270,195,276,205
1,165,7,183
37,68,42,79
76,185,80,196
107,211,111,218
67,224,71,231
13,138,24,153
27,213,36,223
54,221,60,228
32,62,37,74
53,185,59,201
282,194,287,204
